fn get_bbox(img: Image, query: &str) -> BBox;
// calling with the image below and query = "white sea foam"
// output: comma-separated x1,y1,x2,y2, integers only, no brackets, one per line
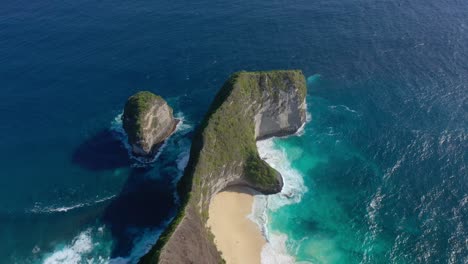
43,229,98,264
306,74,322,85
173,112,193,134
261,233,296,264
295,103,312,137
253,138,308,264
257,140,307,210
176,151,190,172
171,146,191,205
110,120,192,263
173,150,190,188
362,187,386,262
110,111,191,165
39,112,193,264
109,228,164,264
30,195,116,214
41,226,112,264
94,195,117,204
108,214,177,264
329,104,360,116
32,203,86,213
42,225,165,264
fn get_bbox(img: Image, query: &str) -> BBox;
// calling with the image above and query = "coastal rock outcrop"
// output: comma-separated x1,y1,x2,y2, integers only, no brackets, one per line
122,91,179,157
139,70,307,264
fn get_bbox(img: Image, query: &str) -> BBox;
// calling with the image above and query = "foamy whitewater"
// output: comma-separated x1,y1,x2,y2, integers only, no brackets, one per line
111,112,190,165
253,138,308,264
30,195,116,214
42,228,109,264
41,221,176,264
248,107,312,264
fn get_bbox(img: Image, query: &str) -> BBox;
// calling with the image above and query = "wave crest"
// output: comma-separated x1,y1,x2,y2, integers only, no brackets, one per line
29,195,116,214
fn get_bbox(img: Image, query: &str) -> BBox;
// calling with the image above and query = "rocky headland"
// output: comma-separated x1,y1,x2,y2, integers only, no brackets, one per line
122,91,179,157
139,70,307,263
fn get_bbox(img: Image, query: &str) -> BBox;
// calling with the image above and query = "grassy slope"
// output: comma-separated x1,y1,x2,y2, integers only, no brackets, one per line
122,91,163,143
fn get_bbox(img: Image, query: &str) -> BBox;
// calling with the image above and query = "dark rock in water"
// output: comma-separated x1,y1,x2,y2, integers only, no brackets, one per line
122,91,179,157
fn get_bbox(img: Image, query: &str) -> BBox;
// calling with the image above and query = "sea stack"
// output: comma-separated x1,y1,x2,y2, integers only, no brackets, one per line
122,91,179,157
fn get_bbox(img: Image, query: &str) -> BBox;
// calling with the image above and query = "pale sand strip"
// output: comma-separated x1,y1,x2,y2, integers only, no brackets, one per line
208,186,266,264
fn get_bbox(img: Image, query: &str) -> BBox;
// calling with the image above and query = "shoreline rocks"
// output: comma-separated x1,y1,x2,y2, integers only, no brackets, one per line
122,91,179,157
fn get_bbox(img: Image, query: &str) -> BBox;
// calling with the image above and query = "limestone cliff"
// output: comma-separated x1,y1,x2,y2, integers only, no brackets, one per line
139,70,307,264
122,91,179,156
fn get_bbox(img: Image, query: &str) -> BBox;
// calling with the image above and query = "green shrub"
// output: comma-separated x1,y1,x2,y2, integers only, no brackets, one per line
122,91,162,143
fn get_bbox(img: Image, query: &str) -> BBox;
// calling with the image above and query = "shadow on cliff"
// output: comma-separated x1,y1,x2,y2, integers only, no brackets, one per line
72,129,132,170
101,160,179,258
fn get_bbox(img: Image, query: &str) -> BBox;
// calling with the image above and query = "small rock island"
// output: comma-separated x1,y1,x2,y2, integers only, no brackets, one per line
139,70,307,264
122,91,179,157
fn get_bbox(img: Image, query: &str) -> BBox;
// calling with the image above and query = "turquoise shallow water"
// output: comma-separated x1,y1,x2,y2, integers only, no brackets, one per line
260,75,467,263
265,101,387,263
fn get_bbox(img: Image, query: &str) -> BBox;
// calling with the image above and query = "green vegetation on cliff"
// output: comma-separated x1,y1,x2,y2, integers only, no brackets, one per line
139,70,306,264
122,91,162,143
191,70,305,194
192,71,281,197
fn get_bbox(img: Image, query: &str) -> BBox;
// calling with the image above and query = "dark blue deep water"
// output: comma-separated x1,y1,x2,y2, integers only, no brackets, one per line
0,0,466,263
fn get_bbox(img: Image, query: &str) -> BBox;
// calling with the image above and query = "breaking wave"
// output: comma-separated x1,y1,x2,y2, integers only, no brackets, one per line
253,138,308,264
42,228,110,264
110,111,191,165
29,195,116,214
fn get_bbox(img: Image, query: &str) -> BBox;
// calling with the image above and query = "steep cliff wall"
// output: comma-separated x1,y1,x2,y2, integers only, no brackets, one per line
139,70,307,264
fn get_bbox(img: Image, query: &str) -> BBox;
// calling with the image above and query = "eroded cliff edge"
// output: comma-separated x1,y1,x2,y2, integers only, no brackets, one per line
139,70,307,264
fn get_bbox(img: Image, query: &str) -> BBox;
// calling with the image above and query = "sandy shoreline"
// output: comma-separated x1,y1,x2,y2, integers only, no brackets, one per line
207,186,266,264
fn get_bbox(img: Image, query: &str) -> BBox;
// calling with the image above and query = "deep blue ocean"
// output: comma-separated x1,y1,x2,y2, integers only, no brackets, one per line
0,0,466,263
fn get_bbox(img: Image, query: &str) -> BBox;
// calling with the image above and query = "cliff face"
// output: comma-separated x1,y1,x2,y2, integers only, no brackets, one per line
254,76,306,140
139,70,307,264
122,91,179,156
